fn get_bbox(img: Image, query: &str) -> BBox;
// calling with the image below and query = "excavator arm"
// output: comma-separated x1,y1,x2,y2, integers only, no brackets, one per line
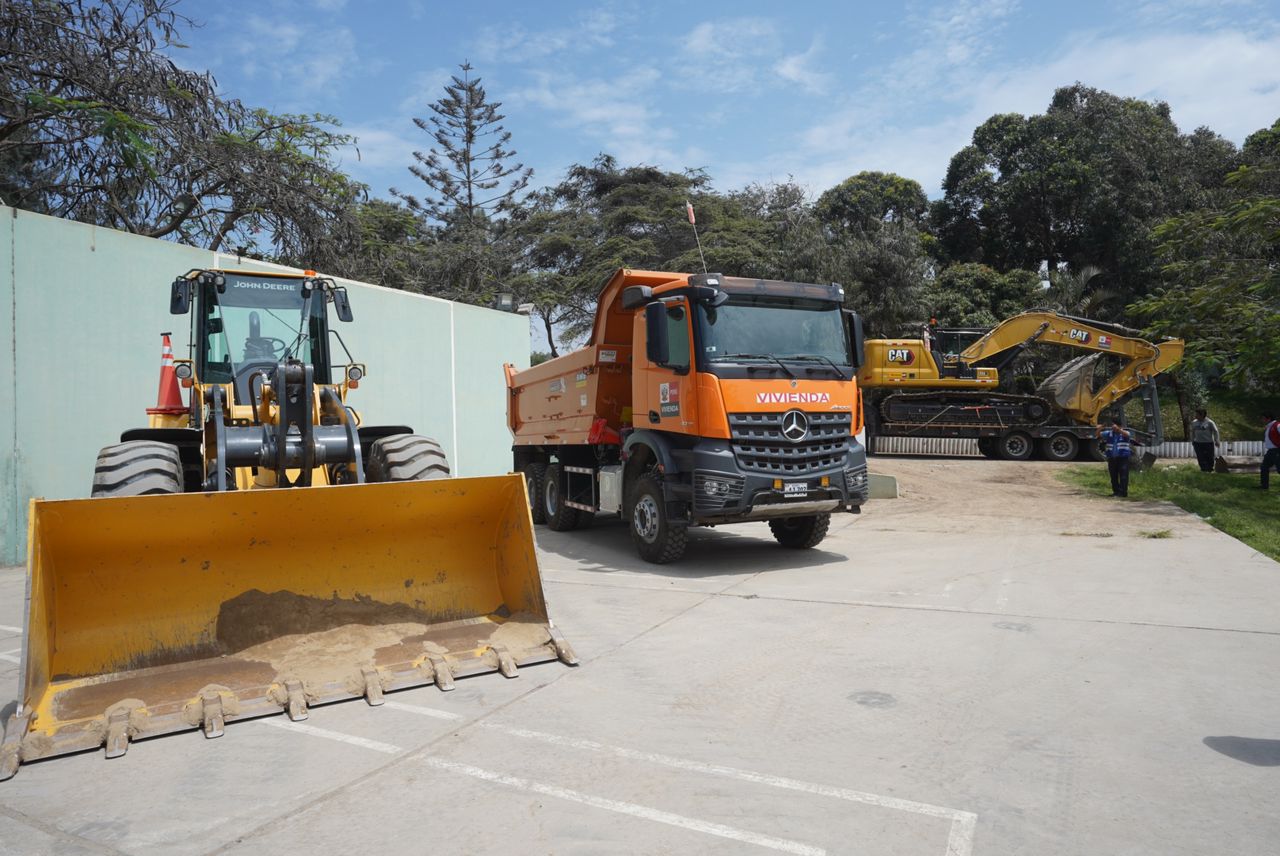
959,311,1184,425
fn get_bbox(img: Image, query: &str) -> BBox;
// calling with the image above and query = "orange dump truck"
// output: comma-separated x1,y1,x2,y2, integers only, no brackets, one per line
504,269,870,563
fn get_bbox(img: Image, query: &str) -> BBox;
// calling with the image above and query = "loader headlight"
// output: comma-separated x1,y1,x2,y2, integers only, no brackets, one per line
346,365,364,382
174,363,193,380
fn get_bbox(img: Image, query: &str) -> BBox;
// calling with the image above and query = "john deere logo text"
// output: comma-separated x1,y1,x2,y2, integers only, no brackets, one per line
756,392,832,404
1069,328,1092,343
887,348,915,364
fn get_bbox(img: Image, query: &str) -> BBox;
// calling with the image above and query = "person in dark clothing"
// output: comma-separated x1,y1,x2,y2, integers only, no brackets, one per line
1262,413,1280,490
1189,408,1220,473
1098,420,1133,497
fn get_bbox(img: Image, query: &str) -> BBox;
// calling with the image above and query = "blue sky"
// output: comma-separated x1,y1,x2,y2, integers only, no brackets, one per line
176,0,1280,200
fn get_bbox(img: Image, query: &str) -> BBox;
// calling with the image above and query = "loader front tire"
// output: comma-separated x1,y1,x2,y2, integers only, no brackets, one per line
524,462,548,524
543,463,580,531
627,474,687,564
366,434,450,482
768,514,831,549
91,441,183,497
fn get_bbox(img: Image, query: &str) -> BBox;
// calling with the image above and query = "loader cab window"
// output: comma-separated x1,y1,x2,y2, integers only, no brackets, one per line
197,276,332,397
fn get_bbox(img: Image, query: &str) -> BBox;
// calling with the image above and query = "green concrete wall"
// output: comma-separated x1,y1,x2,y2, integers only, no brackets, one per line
0,206,529,564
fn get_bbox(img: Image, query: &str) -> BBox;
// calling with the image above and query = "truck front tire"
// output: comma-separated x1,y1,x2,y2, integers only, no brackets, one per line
627,474,687,564
768,514,831,549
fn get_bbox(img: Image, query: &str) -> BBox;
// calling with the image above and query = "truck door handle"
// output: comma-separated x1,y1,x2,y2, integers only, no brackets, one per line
648,410,660,424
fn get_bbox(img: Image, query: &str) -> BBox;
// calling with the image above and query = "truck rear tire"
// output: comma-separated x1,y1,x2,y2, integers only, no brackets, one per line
768,514,830,549
628,474,687,563
543,463,580,531
366,434,451,482
91,441,183,496
524,462,547,524
1039,432,1079,462
997,431,1034,461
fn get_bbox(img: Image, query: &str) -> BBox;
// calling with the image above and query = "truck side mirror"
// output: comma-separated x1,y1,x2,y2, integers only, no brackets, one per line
645,302,669,365
844,309,865,368
332,287,353,322
170,278,192,314
621,286,653,310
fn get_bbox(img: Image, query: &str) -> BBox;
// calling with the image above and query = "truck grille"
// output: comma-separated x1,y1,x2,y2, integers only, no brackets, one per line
728,412,851,475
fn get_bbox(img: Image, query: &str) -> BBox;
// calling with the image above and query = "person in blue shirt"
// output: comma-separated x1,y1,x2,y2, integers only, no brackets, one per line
1097,420,1133,497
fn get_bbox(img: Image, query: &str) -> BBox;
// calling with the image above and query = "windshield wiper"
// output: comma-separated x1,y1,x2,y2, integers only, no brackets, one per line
711,352,795,379
784,354,849,381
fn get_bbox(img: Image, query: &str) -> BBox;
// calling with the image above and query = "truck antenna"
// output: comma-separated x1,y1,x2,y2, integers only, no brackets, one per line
686,200,708,274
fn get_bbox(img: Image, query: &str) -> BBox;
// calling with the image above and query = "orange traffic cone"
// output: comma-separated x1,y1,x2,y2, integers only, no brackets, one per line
146,332,187,416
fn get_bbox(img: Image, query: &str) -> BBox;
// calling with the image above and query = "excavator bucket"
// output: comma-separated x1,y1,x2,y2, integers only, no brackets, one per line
1,474,573,779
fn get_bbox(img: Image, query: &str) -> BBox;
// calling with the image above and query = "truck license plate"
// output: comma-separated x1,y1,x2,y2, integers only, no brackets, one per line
784,482,807,496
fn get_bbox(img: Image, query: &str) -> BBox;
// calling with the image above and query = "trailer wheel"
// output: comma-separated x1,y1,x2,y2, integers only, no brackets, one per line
91,441,183,496
524,462,547,524
1039,432,1079,462
627,474,687,564
768,514,831,549
1080,437,1108,462
366,434,451,482
997,431,1034,461
976,437,999,459
543,463,580,531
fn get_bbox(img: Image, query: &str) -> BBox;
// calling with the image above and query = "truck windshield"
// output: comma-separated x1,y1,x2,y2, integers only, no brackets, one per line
199,275,326,385
697,295,849,368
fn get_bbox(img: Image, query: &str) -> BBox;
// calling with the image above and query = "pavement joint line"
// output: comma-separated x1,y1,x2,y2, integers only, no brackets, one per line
0,648,19,664
0,803,129,856
253,714,824,855
387,700,976,856
0,624,21,634
542,574,1280,637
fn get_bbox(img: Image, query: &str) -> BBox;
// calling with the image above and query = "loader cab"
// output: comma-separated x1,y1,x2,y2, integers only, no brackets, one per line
183,272,338,405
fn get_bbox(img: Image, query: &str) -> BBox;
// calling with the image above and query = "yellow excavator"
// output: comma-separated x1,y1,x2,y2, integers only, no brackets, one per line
1,268,573,781
859,311,1184,462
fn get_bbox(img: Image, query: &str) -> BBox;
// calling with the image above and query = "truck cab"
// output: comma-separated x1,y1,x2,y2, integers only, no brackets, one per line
507,269,871,563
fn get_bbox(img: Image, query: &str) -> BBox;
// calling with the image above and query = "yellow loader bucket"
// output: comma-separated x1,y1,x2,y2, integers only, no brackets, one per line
1,474,573,779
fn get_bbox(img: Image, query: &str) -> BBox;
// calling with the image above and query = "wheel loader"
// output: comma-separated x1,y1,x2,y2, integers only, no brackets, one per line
0,268,574,781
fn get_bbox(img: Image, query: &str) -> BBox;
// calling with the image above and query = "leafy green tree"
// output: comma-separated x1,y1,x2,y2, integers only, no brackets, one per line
1133,118,1280,391
933,84,1238,312
924,263,1042,328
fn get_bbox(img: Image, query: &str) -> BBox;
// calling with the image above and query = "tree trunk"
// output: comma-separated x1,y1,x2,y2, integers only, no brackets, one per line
542,312,558,359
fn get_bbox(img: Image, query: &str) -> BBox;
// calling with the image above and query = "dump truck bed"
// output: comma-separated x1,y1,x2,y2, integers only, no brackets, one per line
507,345,633,446
2,474,574,777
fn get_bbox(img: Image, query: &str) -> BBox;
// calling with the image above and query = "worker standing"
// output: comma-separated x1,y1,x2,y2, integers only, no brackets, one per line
1189,408,1220,473
1097,420,1133,497
1262,413,1280,490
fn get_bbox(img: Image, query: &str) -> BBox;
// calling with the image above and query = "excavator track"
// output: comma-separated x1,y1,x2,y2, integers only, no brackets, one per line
879,391,1054,428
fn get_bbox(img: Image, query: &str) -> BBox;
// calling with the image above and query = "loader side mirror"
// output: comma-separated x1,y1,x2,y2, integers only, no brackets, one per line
644,301,669,365
332,287,353,322
621,286,653,310
170,278,192,314
844,309,865,369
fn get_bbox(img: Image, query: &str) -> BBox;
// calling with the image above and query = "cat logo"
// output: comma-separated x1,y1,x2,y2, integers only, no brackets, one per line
1069,328,1092,344
887,348,915,365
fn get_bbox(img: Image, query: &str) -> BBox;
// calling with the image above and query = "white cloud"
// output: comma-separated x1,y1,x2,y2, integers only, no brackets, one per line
780,25,1280,197
397,67,456,116
312,0,347,10
677,17,780,93
774,37,833,94
238,16,359,98
471,9,620,64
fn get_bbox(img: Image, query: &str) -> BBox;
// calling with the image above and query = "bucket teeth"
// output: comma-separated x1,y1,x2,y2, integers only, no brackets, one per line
201,693,226,739
104,710,130,759
491,645,518,678
361,668,385,706
426,654,454,691
284,681,309,721
548,627,579,666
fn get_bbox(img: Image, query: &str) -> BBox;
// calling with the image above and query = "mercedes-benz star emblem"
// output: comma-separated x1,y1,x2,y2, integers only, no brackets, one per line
781,409,809,443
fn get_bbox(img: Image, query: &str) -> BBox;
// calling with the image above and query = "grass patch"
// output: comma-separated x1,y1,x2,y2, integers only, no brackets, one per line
1060,463,1280,561
1125,389,1280,441
1060,531,1115,538
1138,528,1174,539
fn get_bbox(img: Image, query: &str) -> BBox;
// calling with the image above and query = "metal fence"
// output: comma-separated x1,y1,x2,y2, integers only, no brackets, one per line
871,436,1266,458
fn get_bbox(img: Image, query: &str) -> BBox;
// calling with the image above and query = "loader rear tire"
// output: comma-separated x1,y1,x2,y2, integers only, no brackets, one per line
627,474,687,564
91,441,183,496
524,462,548,524
768,514,831,549
543,463,581,531
366,434,450,482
